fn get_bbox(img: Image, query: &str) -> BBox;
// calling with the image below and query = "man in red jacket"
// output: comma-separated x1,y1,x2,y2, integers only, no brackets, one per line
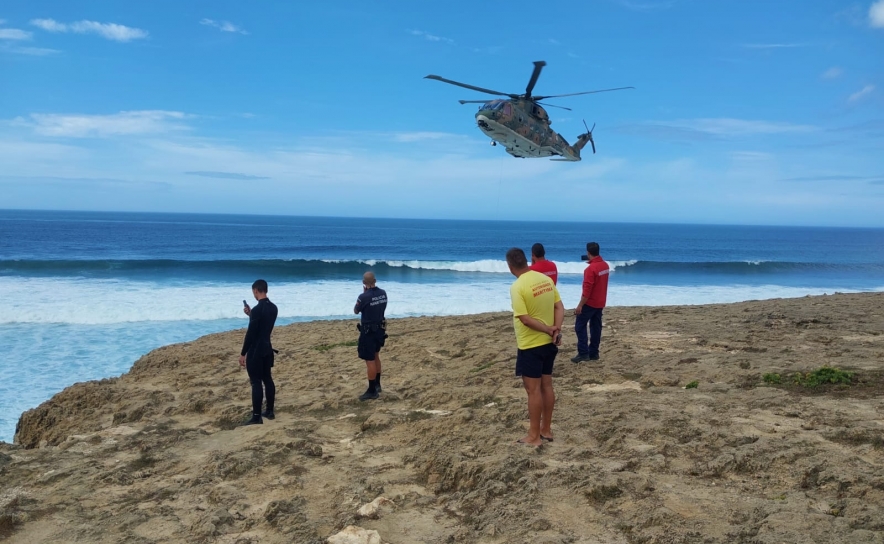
529,242,558,285
572,242,609,363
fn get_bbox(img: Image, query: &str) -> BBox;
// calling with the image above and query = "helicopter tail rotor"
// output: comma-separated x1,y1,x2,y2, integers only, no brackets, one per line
580,120,596,154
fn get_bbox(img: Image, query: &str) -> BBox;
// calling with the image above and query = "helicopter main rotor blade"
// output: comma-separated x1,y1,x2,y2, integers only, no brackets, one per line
458,100,494,104
534,86,635,100
524,60,546,98
537,102,572,111
424,75,514,97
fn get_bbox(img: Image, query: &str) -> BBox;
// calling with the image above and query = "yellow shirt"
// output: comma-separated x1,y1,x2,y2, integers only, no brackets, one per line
510,270,561,350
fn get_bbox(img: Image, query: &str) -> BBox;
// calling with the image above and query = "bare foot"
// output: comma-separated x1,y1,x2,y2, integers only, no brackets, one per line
515,437,542,447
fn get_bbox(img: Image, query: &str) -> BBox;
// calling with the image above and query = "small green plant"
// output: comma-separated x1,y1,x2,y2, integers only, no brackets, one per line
585,484,622,503
313,340,358,352
685,381,699,389
469,361,496,373
792,367,853,387
762,373,782,385
405,410,434,422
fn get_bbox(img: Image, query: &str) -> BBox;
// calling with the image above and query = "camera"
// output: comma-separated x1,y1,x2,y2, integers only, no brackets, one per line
580,255,589,261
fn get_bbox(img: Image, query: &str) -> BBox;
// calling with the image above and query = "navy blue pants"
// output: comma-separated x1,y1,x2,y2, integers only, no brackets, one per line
575,306,603,358
246,353,275,415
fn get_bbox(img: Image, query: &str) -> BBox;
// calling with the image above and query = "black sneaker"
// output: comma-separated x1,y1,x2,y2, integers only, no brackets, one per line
261,410,275,420
242,414,263,426
570,354,591,363
359,389,379,401
588,355,600,361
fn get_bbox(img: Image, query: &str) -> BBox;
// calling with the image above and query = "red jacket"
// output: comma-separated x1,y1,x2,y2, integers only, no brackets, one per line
582,256,609,308
529,259,558,285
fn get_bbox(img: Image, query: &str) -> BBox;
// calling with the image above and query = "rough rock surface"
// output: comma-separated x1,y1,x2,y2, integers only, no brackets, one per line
2,293,884,543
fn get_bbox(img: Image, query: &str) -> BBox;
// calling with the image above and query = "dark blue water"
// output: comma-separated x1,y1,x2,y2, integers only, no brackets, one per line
3,210,883,287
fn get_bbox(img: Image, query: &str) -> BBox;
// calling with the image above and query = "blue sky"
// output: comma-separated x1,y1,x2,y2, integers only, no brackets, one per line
1,1,882,226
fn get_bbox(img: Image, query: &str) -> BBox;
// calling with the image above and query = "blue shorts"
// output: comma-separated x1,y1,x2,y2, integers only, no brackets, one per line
358,328,387,361
515,343,558,379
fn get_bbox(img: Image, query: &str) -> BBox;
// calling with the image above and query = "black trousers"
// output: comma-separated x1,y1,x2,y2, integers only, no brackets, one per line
246,353,275,415
575,305,603,358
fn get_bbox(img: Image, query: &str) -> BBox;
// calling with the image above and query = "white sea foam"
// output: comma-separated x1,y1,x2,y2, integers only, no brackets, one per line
1,276,879,325
334,258,639,275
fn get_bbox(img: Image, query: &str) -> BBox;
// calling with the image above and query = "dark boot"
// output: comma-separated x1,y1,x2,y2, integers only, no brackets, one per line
242,414,263,426
261,410,275,420
359,388,379,401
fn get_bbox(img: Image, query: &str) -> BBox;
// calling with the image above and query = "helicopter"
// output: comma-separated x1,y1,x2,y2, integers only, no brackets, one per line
425,61,633,161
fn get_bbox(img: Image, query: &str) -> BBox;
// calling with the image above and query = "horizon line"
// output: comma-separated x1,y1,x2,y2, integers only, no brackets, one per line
1,207,882,231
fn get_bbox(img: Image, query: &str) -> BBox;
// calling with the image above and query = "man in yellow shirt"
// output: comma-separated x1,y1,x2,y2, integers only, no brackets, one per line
506,247,564,446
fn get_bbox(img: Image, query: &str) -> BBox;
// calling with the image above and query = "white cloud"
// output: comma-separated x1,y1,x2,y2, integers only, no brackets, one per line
30,18,148,42
0,28,32,40
409,30,454,44
2,118,883,225
0,44,60,56
871,0,884,28
691,118,816,136
24,111,190,137
667,118,815,137
848,84,875,103
730,151,774,162
30,18,66,32
390,131,461,143
199,19,248,35
821,67,842,79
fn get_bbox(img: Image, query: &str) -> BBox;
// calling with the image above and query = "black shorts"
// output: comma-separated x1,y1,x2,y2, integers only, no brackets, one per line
515,343,558,379
358,329,387,361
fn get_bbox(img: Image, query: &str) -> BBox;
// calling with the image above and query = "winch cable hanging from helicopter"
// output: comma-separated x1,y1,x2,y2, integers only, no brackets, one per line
425,61,633,162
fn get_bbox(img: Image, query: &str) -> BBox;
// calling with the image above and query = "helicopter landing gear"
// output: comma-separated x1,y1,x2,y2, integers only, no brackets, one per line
490,140,497,146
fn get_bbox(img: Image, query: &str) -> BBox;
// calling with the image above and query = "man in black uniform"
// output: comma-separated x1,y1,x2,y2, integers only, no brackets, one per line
240,279,278,425
354,271,387,401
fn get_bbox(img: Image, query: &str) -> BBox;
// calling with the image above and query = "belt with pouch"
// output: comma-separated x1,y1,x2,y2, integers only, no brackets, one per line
357,320,386,333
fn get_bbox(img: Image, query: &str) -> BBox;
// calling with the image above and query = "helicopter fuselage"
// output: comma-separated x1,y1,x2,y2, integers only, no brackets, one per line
474,99,582,161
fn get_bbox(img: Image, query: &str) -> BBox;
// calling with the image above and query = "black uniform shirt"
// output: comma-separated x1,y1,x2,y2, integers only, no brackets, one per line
241,297,279,357
355,287,387,324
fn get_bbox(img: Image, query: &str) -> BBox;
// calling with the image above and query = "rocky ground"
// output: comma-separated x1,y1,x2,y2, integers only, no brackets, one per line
2,292,883,543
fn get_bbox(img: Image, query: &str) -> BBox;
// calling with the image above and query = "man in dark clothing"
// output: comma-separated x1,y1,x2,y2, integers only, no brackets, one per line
572,242,610,363
240,279,278,425
354,271,387,401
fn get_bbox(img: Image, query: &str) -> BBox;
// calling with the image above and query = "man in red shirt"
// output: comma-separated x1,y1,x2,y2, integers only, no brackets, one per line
571,242,609,363
529,243,558,285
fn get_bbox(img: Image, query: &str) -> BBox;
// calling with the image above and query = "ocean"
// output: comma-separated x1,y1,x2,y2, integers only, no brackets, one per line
1,209,883,442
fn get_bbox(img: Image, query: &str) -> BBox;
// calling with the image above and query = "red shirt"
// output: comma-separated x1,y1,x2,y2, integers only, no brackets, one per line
582,255,609,308
529,259,558,285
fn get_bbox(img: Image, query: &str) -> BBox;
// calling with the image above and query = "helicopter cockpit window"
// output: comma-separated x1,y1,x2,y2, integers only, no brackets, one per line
503,103,512,115
480,101,505,111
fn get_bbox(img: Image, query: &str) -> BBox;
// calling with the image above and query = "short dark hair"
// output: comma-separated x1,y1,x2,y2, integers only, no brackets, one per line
506,247,528,268
531,243,545,259
252,279,268,293
586,242,600,257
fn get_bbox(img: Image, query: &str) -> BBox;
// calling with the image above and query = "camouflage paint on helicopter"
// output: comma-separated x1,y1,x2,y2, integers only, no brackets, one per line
473,99,593,161
426,61,633,162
